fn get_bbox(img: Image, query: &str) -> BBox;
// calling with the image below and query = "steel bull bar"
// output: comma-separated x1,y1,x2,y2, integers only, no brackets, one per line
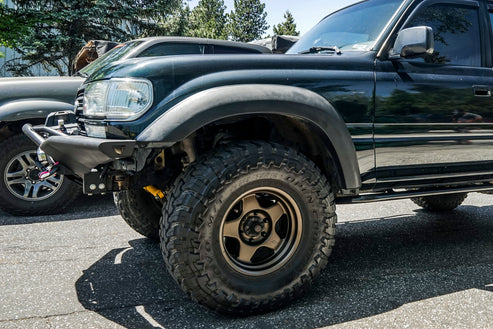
22,123,137,194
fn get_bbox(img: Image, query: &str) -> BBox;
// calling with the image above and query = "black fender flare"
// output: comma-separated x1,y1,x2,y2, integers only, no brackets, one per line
137,84,361,190
0,99,74,122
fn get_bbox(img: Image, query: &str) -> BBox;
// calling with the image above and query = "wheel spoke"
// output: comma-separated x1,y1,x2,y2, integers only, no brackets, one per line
6,170,25,179
15,157,29,171
31,184,41,198
261,231,283,250
265,203,285,226
223,218,241,238
23,182,34,198
241,194,261,216
25,154,37,166
237,242,260,263
39,180,56,191
7,177,27,185
41,176,61,189
45,175,62,184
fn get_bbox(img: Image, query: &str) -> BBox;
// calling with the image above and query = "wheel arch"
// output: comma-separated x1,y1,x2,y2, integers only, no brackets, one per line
137,84,361,192
0,99,74,122
0,118,46,142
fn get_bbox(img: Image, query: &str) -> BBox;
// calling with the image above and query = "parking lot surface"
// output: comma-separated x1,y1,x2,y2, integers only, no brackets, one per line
0,193,492,329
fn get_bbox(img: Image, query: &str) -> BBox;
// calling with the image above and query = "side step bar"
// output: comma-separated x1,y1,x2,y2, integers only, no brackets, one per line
337,185,493,204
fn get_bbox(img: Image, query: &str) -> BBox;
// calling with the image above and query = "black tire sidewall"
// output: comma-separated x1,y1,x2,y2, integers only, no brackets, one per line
114,189,162,240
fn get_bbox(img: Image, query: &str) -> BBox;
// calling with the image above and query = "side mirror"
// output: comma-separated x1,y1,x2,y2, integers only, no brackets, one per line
390,26,434,59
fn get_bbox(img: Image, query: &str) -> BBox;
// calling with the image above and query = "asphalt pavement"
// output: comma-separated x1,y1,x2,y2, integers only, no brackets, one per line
0,192,492,329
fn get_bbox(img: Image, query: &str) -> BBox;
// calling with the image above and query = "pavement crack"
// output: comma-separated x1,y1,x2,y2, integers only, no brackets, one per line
0,310,89,323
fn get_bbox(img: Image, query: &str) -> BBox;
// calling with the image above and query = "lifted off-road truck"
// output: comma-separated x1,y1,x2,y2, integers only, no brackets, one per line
24,0,493,314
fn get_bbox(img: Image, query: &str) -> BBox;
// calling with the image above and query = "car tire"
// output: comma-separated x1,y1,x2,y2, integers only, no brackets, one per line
114,189,162,241
0,133,80,216
160,141,336,314
411,193,467,211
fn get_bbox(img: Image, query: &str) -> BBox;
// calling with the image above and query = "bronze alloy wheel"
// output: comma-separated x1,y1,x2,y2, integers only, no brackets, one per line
220,187,302,276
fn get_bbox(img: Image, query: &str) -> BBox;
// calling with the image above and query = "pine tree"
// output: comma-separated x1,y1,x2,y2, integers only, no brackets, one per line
227,0,269,42
159,0,192,37
0,0,182,76
273,10,300,36
189,0,228,39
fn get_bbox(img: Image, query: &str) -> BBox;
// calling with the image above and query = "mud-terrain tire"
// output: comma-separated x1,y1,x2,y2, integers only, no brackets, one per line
114,189,163,241
411,193,467,211
0,133,80,216
160,141,336,314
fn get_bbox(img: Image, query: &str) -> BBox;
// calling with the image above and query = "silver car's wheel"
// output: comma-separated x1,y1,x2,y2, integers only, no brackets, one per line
0,133,80,216
5,150,64,201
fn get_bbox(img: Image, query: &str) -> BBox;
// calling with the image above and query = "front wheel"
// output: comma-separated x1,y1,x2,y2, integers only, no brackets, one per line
114,189,163,241
0,134,80,216
160,142,336,314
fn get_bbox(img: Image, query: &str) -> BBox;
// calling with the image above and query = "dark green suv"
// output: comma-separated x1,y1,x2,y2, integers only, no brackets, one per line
25,0,493,314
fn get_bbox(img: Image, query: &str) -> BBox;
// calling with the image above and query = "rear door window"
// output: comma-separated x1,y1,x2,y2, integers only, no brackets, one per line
137,43,206,57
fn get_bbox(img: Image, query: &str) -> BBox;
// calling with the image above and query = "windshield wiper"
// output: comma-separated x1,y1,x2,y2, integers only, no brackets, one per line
300,46,342,55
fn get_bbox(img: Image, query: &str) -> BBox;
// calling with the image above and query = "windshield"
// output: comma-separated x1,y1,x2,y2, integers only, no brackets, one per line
288,0,404,54
78,41,144,77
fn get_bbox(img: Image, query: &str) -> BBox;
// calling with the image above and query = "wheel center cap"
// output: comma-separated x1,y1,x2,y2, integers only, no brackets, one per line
27,168,41,182
240,212,271,245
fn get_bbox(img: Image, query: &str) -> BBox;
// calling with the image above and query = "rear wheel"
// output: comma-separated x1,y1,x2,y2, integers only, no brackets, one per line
411,193,467,211
161,142,336,314
114,189,163,241
0,134,80,216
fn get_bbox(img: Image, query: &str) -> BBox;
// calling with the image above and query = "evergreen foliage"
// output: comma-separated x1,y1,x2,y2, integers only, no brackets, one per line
273,10,299,36
159,0,192,37
227,0,269,42
0,0,182,76
189,0,228,39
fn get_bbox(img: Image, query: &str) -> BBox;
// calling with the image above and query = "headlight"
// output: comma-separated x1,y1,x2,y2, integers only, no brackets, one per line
83,78,153,121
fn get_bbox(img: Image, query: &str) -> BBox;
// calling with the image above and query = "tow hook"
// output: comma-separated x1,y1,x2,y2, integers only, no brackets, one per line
143,185,166,200
36,147,60,181
39,162,60,180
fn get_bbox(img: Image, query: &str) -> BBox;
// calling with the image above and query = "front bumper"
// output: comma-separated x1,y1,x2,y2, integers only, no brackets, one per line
22,123,136,179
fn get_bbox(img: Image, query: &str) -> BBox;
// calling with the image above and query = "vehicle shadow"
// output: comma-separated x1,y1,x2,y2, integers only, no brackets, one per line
75,204,493,329
0,194,119,226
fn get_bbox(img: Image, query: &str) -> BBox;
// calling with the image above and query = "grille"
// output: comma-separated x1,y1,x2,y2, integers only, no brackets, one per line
75,88,84,117
74,88,87,135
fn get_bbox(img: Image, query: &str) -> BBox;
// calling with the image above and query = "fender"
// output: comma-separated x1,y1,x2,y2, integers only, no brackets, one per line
137,84,361,190
0,99,74,122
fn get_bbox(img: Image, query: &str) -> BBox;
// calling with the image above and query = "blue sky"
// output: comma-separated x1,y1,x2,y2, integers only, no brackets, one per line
186,0,361,36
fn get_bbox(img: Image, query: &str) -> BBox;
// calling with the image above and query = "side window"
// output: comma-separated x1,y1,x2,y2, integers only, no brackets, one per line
403,3,481,66
213,45,260,54
137,43,205,57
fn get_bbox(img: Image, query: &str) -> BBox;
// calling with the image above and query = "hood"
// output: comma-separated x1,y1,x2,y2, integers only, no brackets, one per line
89,52,374,82
0,76,84,105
